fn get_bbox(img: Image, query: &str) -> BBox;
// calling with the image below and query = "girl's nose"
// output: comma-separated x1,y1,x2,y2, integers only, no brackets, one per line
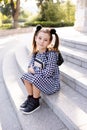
40,39,44,44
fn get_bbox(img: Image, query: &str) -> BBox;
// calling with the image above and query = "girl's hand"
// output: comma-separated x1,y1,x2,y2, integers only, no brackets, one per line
28,66,35,74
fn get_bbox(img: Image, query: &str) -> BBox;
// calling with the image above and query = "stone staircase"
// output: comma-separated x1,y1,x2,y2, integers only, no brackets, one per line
60,39,87,98
2,28,87,130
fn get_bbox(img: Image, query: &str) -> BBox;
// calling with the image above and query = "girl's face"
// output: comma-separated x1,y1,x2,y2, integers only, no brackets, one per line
35,31,51,53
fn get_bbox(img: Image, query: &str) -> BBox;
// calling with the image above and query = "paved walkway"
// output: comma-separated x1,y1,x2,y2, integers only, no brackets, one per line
0,27,33,37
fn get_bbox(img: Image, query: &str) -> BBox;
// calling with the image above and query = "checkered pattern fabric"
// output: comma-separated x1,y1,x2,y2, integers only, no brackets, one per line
21,51,60,95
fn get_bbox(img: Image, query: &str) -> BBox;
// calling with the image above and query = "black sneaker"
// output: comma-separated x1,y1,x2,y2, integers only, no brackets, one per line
20,95,33,110
22,98,40,114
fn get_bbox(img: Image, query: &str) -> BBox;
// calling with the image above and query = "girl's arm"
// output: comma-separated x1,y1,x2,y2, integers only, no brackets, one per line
28,54,35,74
34,51,57,77
28,66,35,74
28,54,34,68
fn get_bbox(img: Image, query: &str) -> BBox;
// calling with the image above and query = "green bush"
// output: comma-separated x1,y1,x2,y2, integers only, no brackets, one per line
0,23,12,29
0,21,74,30
24,21,74,27
2,19,12,24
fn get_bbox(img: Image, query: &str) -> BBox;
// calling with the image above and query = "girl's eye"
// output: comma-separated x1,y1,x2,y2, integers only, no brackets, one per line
44,39,47,41
39,37,42,40
38,36,48,42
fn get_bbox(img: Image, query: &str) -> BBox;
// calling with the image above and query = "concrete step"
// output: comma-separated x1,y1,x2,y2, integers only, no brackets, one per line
0,36,14,44
14,44,29,74
14,43,87,130
56,27,87,51
60,38,87,51
0,37,27,130
61,46,87,69
2,49,67,130
0,123,2,130
0,82,21,130
60,61,87,98
43,82,87,130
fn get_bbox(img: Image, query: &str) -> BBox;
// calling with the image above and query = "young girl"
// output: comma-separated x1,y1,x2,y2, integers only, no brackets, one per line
20,25,60,114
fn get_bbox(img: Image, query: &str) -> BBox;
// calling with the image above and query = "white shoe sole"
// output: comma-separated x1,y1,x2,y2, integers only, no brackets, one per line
20,107,26,111
21,106,40,115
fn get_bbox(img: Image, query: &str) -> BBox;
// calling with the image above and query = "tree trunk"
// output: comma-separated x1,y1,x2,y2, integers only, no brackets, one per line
11,0,20,28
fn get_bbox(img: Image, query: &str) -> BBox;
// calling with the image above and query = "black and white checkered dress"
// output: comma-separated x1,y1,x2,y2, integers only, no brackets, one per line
21,50,60,95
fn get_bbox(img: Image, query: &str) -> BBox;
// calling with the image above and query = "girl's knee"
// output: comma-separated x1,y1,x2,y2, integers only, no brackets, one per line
24,80,31,85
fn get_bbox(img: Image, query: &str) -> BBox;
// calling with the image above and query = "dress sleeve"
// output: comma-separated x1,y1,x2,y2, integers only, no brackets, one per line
28,54,34,68
34,51,57,77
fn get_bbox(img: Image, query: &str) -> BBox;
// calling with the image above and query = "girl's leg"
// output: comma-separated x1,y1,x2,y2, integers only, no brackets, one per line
24,80,40,98
21,84,41,114
20,80,33,110
23,79,33,96
33,85,40,98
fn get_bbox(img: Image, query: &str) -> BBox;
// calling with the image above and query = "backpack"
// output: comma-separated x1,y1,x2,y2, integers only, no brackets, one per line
34,50,64,67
